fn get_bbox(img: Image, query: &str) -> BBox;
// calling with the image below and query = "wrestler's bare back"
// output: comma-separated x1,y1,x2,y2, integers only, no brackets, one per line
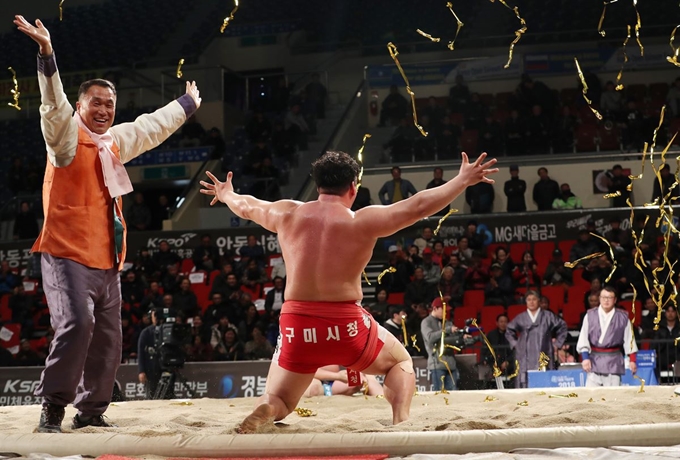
276,199,378,302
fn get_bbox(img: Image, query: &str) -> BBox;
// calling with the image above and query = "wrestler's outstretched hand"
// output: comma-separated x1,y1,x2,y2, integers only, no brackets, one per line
185,81,202,109
200,171,234,206
14,15,52,55
458,151,498,186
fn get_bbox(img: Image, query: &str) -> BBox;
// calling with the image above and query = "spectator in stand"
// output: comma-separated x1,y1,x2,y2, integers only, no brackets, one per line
121,270,145,306
655,305,680,372
421,247,441,285
211,273,242,312
137,309,161,398
13,201,40,241
203,127,226,160
514,74,556,118
152,240,181,275
15,339,44,366
600,81,623,118
384,117,418,162
621,100,644,152
381,246,415,294
9,284,35,339
133,248,158,282
432,240,450,268
384,306,409,344
570,230,600,269
120,314,137,360
251,156,281,201
126,192,152,231
179,115,205,147
378,85,408,127
0,346,14,367
351,185,372,211
553,106,576,153
423,96,445,130
239,304,263,343
192,234,220,272
151,195,171,231
244,325,274,360
264,276,285,314
8,157,27,195
652,164,680,202
478,114,503,156
0,260,18,296
485,263,514,306
246,112,272,143
506,290,568,388
406,244,423,268
464,93,486,130
494,246,514,277
525,105,551,154
451,237,472,267
405,267,434,307
605,217,633,253
552,183,583,209
204,292,238,326
246,138,272,169
465,254,490,291
583,278,602,310
448,75,471,113
270,77,290,114
414,227,434,254
173,277,199,320
504,109,525,156
667,77,680,118
285,104,310,151
305,73,327,119
421,297,460,390
238,235,265,269
543,249,572,287
606,164,632,207
437,115,461,160
186,333,213,362
448,253,467,284
426,167,450,216
210,314,239,349
161,264,181,295
140,281,163,312
368,288,390,322
241,259,268,294
378,166,417,205
482,313,514,380
439,265,464,307
504,165,527,212
582,254,613,285
210,263,234,295
533,167,560,211
513,251,541,290
213,329,244,361
461,220,485,252
465,181,495,214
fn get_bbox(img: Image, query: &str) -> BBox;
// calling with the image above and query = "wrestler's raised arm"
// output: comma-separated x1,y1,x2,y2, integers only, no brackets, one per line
355,152,498,238
200,170,301,233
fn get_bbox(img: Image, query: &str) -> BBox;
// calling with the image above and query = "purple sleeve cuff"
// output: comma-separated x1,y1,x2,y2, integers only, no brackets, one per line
581,352,590,360
177,93,197,118
37,53,57,78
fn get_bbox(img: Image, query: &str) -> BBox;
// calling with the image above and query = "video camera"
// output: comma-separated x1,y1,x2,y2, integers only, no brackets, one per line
432,318,481,355
153,308,192,370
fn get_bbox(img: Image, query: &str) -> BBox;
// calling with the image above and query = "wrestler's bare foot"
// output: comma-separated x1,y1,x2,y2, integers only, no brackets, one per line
237,403,276,434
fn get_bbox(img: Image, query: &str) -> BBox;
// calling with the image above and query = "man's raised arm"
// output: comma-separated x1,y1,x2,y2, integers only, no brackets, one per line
200,171,300,233
356,152,497,238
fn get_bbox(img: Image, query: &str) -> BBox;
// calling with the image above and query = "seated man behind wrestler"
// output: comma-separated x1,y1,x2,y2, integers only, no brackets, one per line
200,150,497,432
304,365,384,397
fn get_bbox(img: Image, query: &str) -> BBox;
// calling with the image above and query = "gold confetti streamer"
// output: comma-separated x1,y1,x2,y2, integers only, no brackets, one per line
444,397,449,405
439,376,450,394
549,393,578,399
387,42,428,137
376,394,385,399
59,0,65,21
356,133,371,189
434,296,458,387
170,401,193,406
604,191,622,199
563,252,605,269
538,352,550,371
517,400,529,406
590,232,617,283
668,26,680,67
220,0,239,33
434,208,458,236
632,0,643,56
490,0,527,68
416,29,441,42
7,67,20,111
445,2,465,51
176,58,185,79
362,270,371,286
650,106,666,155
294,407,316,417
410,334,421,352
602,397,606,401
471,318,502,378
401,314,409,348
597,0,618,37
675,337,680,346
629,284,638,350
484,395,498,402
377,267,396,284
362,380,369,400
574,57,602,120
633,374,645,393
537,391,547,396
507,360,520,380
615,25,632,91
588,398,595,402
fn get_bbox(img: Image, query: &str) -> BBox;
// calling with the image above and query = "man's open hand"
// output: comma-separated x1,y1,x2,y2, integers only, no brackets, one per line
14,15,52,55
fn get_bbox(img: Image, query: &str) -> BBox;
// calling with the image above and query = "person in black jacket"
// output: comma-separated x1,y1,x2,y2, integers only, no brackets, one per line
137,310,162,399
532,167,560,211
13,201,39,240
264,276,285,314
482,313,515,380
504,165,526,212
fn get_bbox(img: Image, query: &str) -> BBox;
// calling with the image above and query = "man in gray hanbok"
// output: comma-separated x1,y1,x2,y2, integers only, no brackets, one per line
506,290,568,388
576,286,637,386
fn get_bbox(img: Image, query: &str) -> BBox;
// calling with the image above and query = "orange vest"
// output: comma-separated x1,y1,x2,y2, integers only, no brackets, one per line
32,127,127,271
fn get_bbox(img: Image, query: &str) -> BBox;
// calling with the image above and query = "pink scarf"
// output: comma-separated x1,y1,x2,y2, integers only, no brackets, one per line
74,113,133,198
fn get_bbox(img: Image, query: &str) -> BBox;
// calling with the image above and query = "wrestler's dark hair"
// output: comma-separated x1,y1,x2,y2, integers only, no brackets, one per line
311,151,360,196
78,79,117,100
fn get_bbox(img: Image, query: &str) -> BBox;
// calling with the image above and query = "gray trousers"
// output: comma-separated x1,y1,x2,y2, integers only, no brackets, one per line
35,254,122,416
586,372,621,387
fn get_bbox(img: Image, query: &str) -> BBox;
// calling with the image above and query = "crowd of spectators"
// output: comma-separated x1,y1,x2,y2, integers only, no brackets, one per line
379,73,676,161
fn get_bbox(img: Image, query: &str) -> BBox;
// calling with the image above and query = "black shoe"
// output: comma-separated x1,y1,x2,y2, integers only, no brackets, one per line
38,403,65,433
71,413,117,429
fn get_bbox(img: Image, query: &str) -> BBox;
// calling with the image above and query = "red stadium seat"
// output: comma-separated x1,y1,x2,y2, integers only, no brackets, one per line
541,285,565,312
460,130,479,155
533,241,555,269
567,285,587,307
558,240,576,258
180,258,194,275
598,126,621,151
619,300,642,327
0,295,10,322
463,290,485,310
575,123,598,152
480,306,505,333
388,292,405,306
453,306,477,328
509,242,531,265
508,304,526,321
562,304,583,329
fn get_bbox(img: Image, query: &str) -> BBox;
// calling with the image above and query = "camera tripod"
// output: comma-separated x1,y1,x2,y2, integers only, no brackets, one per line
153,367,195,400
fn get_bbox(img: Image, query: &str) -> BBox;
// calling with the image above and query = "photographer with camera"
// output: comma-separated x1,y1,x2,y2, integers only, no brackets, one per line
137,308,162,399
421,298,468,391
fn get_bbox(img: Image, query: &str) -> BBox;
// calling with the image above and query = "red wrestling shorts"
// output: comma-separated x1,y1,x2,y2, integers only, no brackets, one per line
273,300,386,374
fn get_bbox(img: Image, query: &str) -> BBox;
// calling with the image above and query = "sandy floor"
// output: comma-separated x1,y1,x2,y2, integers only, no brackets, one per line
1,386,680,437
